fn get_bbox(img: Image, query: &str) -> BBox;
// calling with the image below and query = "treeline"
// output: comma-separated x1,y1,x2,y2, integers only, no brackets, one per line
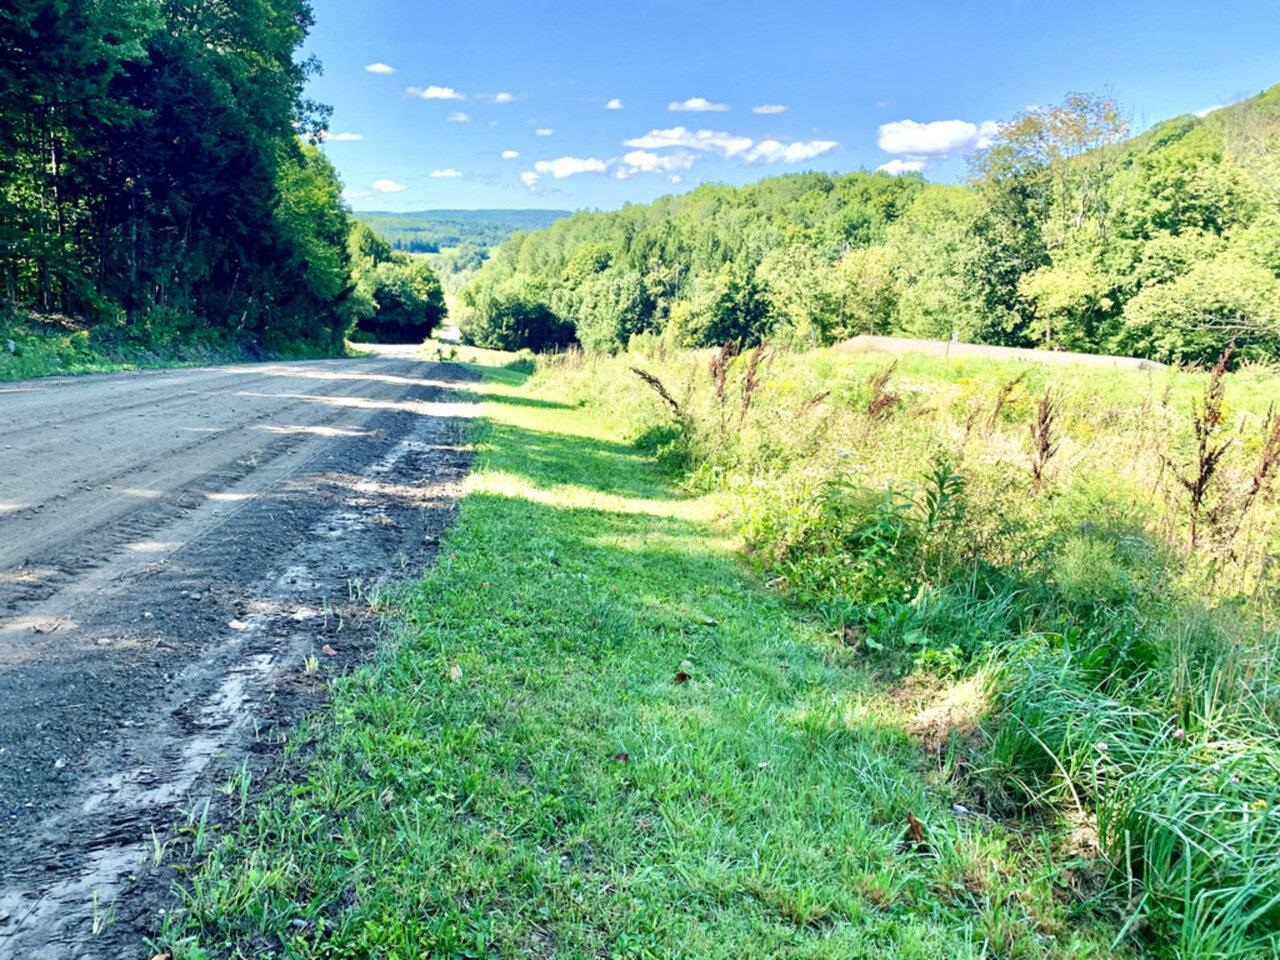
460,89,1280,363
358,209,570,254
0,0,441,354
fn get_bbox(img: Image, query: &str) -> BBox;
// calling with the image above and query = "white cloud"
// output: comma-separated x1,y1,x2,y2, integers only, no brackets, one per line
669,175,683,184
605,98,623,110
371,179,406,193
752,104,787,115
669,96,728,112
501,149,520,159
320,131,363,142
624,126,752,157
614,150,696,179
535,127,554,136
492,91,515,104
519,171,539,189
746,139,838,163
342,189,372,200
534,156,608,179
364,63,395,75
447,111,471,123
1194,104,1225,118
877,158,927,175
406,85,464,100
877,118,995,156
431,168,462,178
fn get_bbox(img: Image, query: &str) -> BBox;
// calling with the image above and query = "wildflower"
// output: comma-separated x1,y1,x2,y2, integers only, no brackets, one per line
1095,742,1108,753
1172,728,1186,740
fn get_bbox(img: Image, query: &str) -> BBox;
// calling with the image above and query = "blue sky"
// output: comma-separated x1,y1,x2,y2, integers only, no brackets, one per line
308,0,1280,212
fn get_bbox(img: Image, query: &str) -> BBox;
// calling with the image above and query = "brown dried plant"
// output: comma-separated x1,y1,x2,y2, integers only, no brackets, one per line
865,362,900,419
1165,342,1235,549
1029,391,1060,495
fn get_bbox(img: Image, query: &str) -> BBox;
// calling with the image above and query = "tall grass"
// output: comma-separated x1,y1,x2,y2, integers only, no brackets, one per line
537,340,1280,957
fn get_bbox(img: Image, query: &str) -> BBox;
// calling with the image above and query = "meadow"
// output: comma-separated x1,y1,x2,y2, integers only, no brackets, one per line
163,338,1280,958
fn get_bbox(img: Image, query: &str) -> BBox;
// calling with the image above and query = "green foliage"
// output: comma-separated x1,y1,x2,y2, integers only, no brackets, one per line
529,339,1280,956
459,278,575,352
167,359,1128,960
462,87,1280,361
355,209,569,254
0,0,356,356
459,171,925,352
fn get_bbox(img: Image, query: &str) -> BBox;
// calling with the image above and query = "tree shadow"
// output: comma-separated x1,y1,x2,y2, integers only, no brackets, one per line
485,421,678,502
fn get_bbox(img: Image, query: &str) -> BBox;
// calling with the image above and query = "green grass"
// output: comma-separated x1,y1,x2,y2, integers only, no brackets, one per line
165,361,1124,959
0,316,351,382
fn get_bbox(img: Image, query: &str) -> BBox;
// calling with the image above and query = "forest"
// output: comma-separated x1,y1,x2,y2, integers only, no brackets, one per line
0,0,444,367
459,89,1280,364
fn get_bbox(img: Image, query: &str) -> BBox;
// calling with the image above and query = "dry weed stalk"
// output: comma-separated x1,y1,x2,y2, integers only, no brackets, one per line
865,362,900,419
1029,391,1060,495
630,366,686,425
799,390,831,416
708,340,739,432
988,373,1027,431
1166,343,1235,549
1243,404,1280,514
738,341,769,426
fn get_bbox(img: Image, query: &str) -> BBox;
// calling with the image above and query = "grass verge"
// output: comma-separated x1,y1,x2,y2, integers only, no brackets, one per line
163,360,1124,959
0,314,352,382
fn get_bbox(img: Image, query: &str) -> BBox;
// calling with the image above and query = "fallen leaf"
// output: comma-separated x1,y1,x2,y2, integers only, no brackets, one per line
448,663,463,682
612,752,630,764
321,644,337,656
905,812,927,850
673,671,691,685
151,954,171,960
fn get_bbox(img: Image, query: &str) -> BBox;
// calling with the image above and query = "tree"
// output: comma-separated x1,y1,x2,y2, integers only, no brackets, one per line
358,257,446,343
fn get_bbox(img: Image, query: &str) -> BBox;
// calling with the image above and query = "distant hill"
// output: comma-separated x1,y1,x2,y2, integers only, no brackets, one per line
457,85,1280,362
356,210,571,254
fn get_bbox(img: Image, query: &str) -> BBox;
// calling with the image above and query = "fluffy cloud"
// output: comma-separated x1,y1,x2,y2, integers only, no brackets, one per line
1195,104,1225,118
501,149,520,159
877,158,927,175
447,111,470,123
371,179,406,193
624,126,752,157
406,85,463,100
876,118,996,156
752,104,787,115
342,189,372,200
613,150,696,179
535,128,554,136
746,139,837,163
605,98,623,110
669,96,729,112
364,63,395,75
431,168,462,178
669,175,683,184
320,131,363,142
534,156,608,178
519,171,539,189
492,92,515,104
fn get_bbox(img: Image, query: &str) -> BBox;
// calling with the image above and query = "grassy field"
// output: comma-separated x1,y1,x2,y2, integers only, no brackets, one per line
160,350,1143,959
163,341,1280,958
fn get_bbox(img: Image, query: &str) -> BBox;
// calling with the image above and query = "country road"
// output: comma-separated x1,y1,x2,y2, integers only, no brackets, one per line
0,347,477,958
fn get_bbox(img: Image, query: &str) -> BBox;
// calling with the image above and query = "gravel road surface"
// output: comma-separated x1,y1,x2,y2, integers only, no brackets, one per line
0,347,477,958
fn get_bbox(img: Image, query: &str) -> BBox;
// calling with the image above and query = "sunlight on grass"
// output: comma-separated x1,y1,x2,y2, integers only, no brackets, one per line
165,353,1130,960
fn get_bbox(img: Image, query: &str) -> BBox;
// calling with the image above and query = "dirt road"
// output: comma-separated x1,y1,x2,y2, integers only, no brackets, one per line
0,347,477,958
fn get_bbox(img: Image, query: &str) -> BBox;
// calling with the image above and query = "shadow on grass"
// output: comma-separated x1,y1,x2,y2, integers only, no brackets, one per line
468,391,576,411
485,421,678,502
